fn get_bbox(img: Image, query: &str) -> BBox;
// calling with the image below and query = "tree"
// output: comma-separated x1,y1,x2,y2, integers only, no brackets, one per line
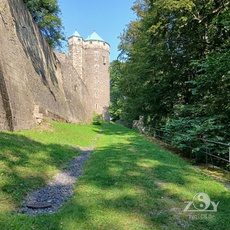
110,61,124,121
23,0,65,48
114,0,229,160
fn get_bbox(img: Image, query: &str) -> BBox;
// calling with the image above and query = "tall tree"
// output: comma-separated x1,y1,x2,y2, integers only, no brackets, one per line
110,61,124,121
23,0,65,48
112,0,229,159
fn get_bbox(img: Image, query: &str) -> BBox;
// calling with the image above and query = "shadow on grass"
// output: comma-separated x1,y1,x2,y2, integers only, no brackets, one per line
1,123,230,229
0,132,81,208
56,124,230,229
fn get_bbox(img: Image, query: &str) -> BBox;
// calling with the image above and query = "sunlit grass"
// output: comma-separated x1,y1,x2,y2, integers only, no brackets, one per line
19,121,101,147
0,121,100,213
0,122,230,229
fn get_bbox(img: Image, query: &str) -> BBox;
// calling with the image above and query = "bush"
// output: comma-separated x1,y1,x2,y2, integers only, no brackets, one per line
92,113,102,125
162,115,229,162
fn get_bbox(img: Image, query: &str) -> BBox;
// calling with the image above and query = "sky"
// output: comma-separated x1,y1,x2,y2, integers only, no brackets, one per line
58,0,136,61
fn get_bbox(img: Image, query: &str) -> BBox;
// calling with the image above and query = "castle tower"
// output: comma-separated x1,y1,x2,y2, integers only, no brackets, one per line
68,30,110,120
68,31,83,78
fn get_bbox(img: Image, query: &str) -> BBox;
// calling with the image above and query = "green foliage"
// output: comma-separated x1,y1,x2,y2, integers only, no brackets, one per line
190,48,230,118
109,61,124,121
92,113,102,125
23,0,65,48
163,114,228,162
113,0,230,161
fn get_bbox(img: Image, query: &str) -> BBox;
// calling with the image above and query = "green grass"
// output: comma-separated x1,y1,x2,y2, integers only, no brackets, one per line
0,122,100,211
0,122,230,229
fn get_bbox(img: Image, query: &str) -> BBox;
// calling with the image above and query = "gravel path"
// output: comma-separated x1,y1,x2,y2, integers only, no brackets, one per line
19,147,93,215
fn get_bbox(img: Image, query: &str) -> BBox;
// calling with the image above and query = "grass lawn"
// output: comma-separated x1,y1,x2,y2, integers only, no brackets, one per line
0,121,229,229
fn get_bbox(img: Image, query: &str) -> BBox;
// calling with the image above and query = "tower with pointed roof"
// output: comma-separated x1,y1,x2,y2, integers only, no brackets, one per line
68,30,110,120
68,30,83,78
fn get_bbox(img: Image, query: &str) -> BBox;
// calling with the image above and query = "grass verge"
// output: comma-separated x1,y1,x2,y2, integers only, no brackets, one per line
0,122,229,229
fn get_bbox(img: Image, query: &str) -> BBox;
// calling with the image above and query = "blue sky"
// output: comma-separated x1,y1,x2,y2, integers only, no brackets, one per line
58,0,136,61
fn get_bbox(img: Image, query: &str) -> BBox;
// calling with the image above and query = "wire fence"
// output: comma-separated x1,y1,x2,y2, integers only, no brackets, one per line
146,127,230,171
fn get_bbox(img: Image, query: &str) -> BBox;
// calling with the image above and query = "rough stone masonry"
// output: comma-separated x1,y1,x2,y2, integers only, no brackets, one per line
0,0,110,131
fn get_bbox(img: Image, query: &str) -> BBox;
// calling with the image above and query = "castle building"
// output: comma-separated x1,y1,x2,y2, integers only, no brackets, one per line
0,0,111,131
68,30,110,120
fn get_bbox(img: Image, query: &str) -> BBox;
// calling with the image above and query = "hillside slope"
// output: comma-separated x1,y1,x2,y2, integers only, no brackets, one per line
0,122,229,229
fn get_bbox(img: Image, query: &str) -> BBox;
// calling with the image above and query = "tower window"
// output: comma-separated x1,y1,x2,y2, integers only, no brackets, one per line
96,77,99,83
95,104,98,109
95,65,99,72
95,53,99,59
103,56,106,65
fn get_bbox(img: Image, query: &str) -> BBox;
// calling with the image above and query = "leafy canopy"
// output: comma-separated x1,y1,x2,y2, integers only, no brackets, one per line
110,0,230,160
23,0,65,48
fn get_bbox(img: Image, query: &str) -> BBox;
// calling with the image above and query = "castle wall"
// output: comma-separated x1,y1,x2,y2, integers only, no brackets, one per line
0,0,93,131
68,36,83,79
83,41,110,117
56,53,93,124
0,64,11,131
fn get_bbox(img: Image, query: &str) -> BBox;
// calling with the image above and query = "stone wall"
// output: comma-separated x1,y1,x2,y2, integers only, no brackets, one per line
0,0,92,131
68,36,83,79
83,41,110,118
67,32,111,121
56,53,93,124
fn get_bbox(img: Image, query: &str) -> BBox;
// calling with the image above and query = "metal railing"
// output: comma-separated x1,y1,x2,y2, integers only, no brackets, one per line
147,127,230,171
